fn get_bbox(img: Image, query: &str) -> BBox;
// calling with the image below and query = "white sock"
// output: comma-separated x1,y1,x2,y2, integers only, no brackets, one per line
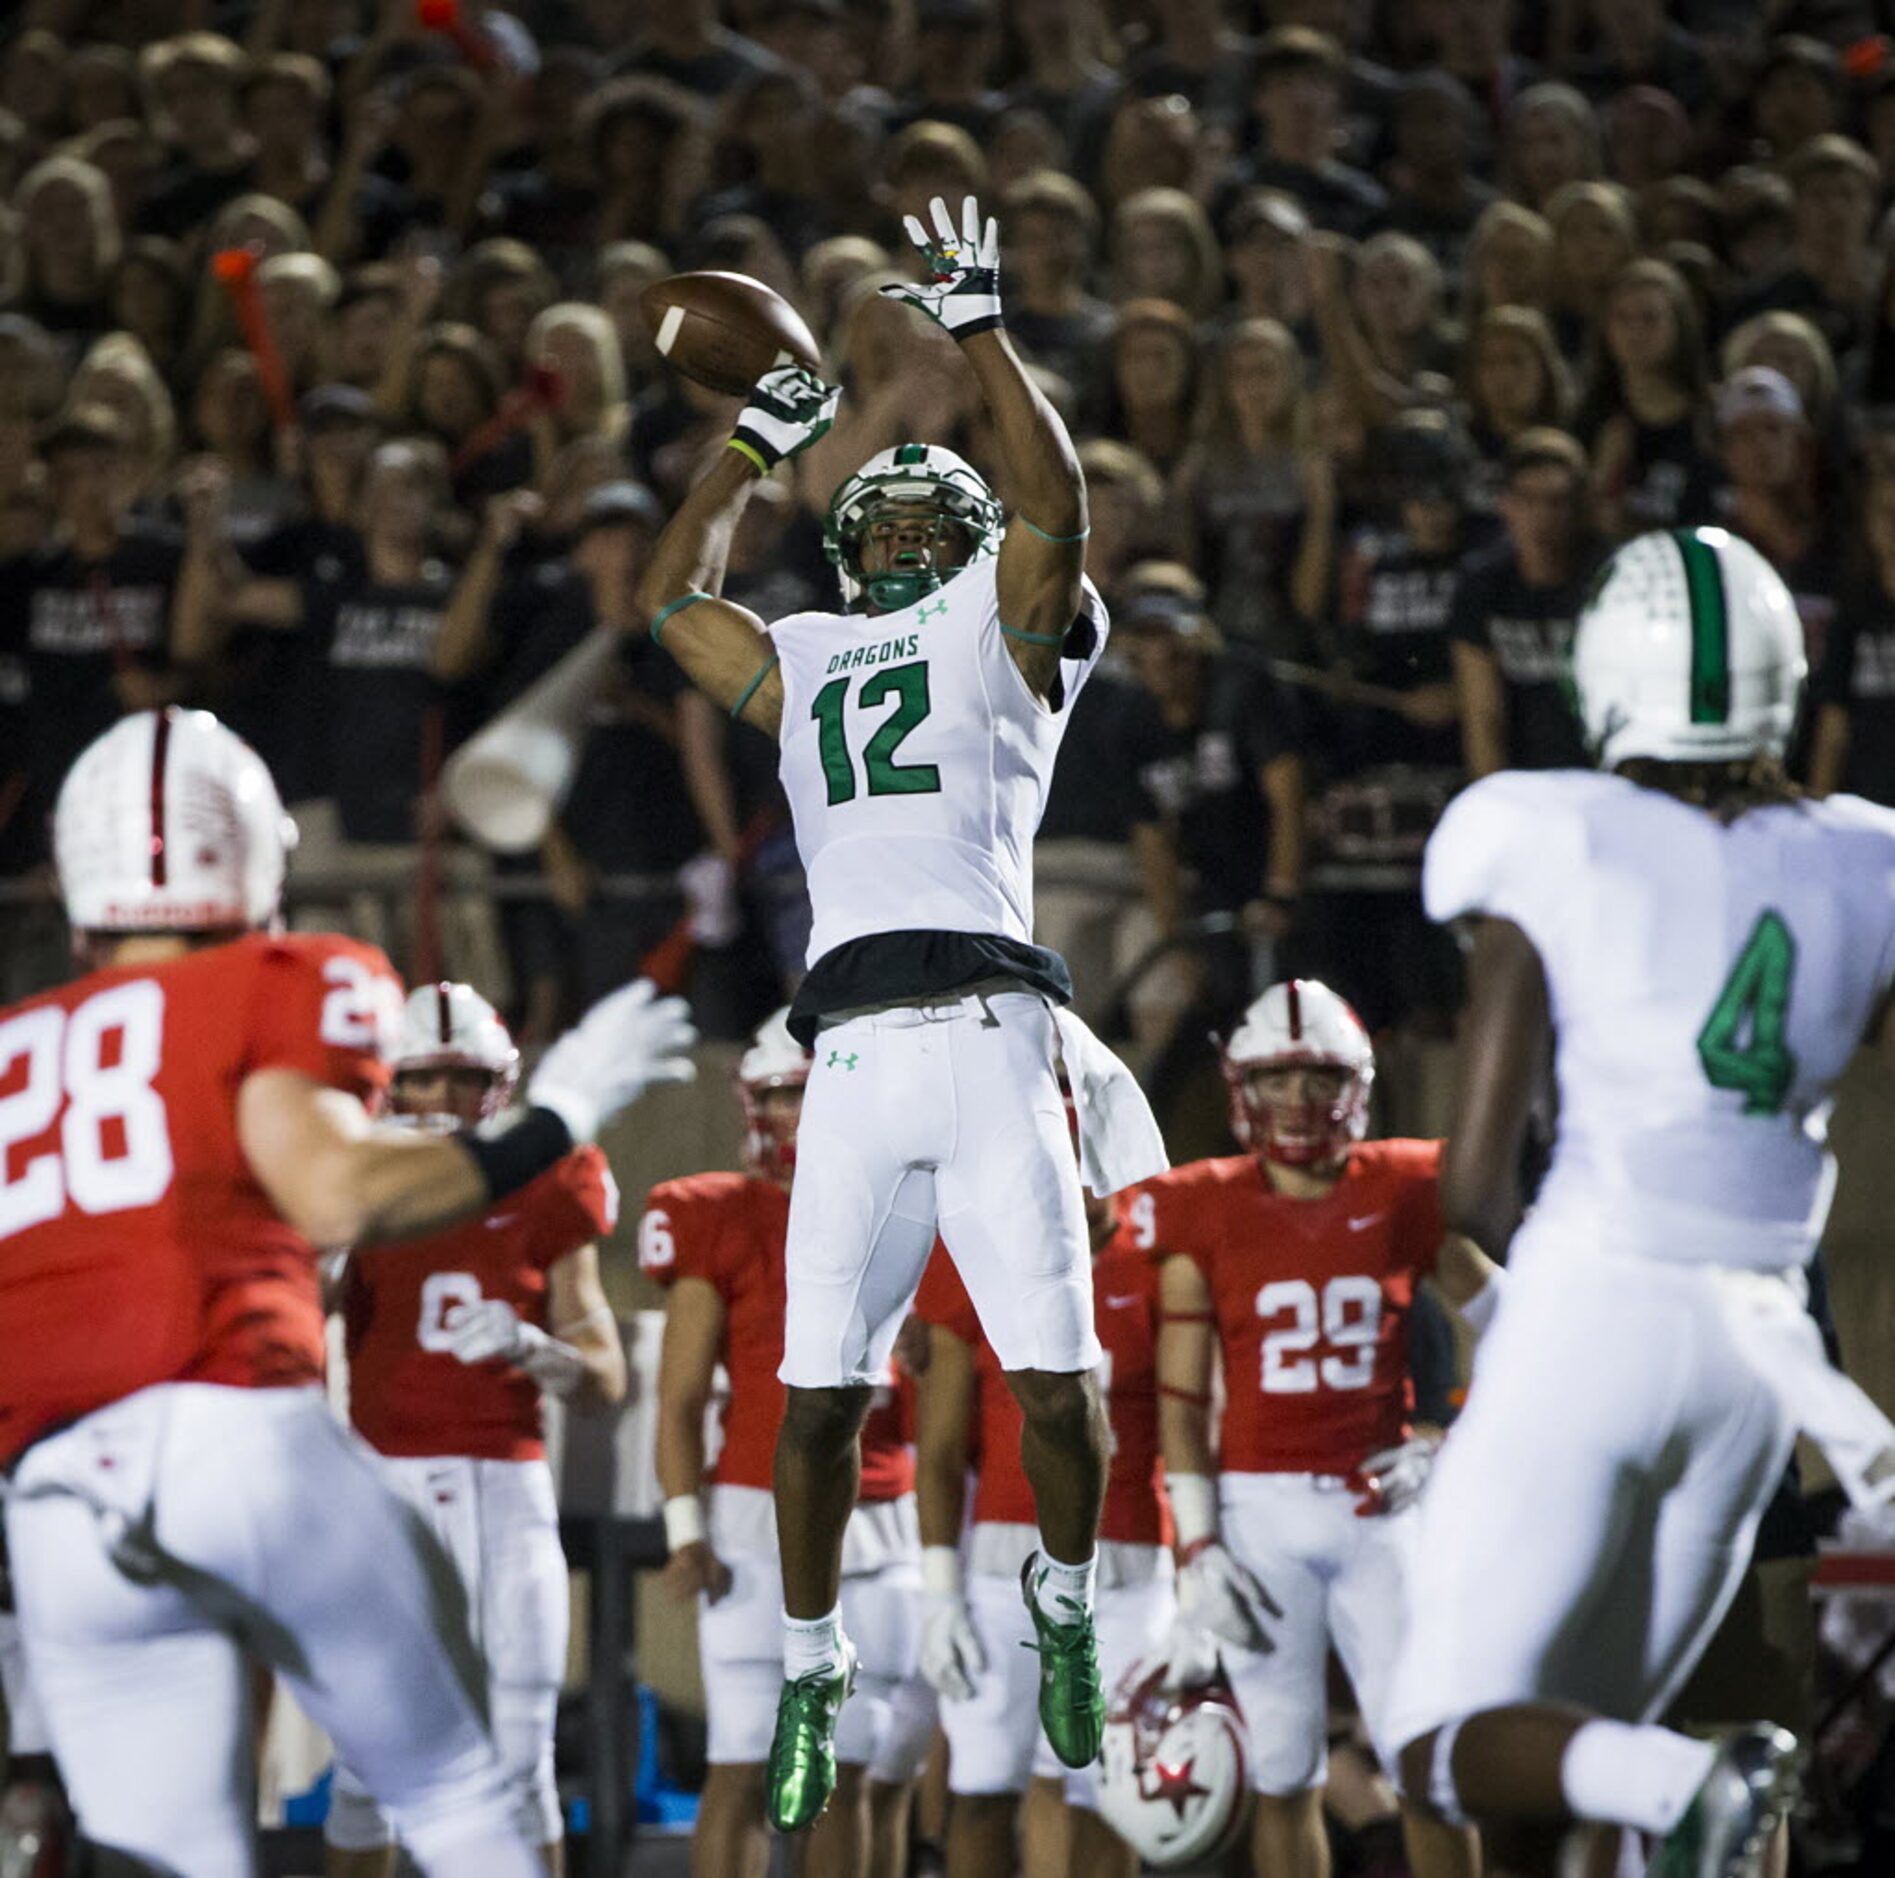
782,1606,845,1680
1033,1549,1097,1618
1559,1720,1716,1834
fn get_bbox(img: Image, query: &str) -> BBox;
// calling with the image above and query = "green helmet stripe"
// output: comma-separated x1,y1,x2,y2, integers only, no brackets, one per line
1673,527,1729,723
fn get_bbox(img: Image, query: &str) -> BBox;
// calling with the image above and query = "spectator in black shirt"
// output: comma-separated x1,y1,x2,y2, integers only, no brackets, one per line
1451,427,1594,776
617,0,780,98
1730,135,1879,368
1459,305,1573,514
0,406,208,863
886,0,1008,142
1123,0,1257,129
12,156,119,350
1000,169,1114,410
1543,179,1637,364
693,67,833,262
137,34,257,246
1811,474,1895,808
1382,68,1495,268
1501,82,1602,215
1228,28,1387,240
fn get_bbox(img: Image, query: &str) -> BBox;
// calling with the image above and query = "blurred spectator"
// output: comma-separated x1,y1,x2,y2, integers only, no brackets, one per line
1222,188,1315,335
1750,38,1845,164
1544,178,1637,359
1731,134,1879,366
1711,365,1837,672
598,239,674,378
12,155,118,347
1459,305,1573,511
1096,90,1199,212
1460,200,1554,326
68,332,177,511
525,301,632,476
1112,186,1223,319
1123,0,1257,129
1007,0,1121,180
584,78,709,251
999,170,1112,404
1428,0,1538,132
886,118,989,230
1602,85,1692,194
1078,438,1167,604
2,31,66,145
888,0,1007,142
1502,82,1602,213
1451,427,1595,777
451,238,557,374
1810,474,1895,807
1171,317,1333,650
138,34,256,243
1566,0,1711,120
189,350,291,544
619,0,780,97
256,250,340,396
1581,258,1716,538
1382,68,1494,263
109,237,188,376
241,53,334,227
695,65,832,260
1096,298,1199,477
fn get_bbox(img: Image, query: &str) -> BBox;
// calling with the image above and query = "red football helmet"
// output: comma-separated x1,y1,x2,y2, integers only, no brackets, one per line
738,1008,810,1185
1096,1653,1250,1869
1221,978,1374,1168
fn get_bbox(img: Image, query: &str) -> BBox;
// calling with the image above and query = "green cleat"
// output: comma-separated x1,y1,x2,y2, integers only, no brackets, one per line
1646,1725,1800,1878
765,1639,857,1834
1021,1553,1105,1769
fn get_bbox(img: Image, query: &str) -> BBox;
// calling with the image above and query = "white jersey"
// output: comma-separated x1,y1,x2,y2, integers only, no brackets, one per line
1425,770,1895,1270
772,558,1107,966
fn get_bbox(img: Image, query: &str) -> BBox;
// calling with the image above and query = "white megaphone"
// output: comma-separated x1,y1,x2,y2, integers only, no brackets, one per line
441,628,622,852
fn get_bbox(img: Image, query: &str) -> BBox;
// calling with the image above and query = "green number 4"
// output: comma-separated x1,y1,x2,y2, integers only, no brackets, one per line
810,661,941,807
1695,909,1797,1115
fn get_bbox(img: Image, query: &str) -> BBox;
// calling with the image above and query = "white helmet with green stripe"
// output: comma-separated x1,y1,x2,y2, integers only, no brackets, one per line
823,441,1003,613
1572,526,1806,769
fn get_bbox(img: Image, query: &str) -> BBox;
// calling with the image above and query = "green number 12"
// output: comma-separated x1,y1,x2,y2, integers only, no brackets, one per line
810,661,941,807
1696,909,1797,1115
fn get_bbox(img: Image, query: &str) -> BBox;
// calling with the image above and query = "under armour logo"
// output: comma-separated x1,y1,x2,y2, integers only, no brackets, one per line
826,1050,859,1070
917,598,948,622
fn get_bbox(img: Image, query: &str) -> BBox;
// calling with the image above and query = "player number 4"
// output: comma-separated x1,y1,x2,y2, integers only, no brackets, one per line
1695,909,1797,1116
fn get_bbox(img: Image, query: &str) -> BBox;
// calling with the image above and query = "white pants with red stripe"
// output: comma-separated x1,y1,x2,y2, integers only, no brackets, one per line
3,1384,538,1878
326,1454,568,1853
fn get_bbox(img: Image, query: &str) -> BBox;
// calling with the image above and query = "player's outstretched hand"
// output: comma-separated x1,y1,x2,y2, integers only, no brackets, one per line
1177,1540,1283,1656
1350,1434,1441,1518
529,977,697,1142
1156,1618,1226,1694
731,364,841,472
920,1592,987,1702
661,1540,734,1606
880,194,1003,341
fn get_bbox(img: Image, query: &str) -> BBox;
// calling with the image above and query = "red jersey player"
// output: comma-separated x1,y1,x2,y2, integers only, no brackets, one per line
644,1011,923,1878
913,1173,1173,1878
0,709,694,1878
1150,979,1494,1878
325,982,628,1878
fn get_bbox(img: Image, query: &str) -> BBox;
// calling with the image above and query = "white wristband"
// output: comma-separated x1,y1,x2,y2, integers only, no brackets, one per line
663,1494,707,1553
1458,1271,1507,1340
922,1544,964,1598
1168,1472,1219,1550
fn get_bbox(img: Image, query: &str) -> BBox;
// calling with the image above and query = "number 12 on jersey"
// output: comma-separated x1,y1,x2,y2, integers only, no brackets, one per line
1696,909,1797,1115
811,662,941,806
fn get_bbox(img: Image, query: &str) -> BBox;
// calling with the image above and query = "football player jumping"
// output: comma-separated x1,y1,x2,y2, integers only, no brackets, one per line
1386,528,1895,1877
0,708,693,1878
912,1166,1173,1878
638,193,1167,1832
325,983,628,1877
1148,979,1488,1878
645,1010,924,1878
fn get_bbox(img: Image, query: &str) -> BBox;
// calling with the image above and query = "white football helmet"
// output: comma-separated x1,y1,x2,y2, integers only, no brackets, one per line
823,441,1002,611
391,982,520,1125
55,707,293,935
1096,1654,1250,1870
738,1007,810,1184
1572,526,1806,769
1222,978,1374,1166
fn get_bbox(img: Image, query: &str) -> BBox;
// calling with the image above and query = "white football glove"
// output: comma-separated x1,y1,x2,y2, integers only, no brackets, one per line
730,364,840,471
443,1298,588,1396
1177,1541,1282,1656
921,1595,987,1702
528,977,696,1142
880,194,1003,339
1156,1617,1227,1694
1351,1435,1440,1518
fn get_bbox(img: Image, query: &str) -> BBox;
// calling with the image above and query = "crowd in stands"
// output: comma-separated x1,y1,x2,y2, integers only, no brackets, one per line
5,0,1895,1094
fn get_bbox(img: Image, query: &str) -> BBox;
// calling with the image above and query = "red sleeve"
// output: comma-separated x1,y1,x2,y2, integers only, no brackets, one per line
1129,1169,1216,1277
911,1242,980,1344
244,935,402,1105
528,1147,619,1270
638,1180,727,1292
1382,1140,1445,1275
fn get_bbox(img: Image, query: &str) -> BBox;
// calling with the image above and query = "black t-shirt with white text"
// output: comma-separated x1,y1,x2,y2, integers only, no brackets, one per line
1340,529,1466,771
1815,576,1895,807
1449,541,1591,770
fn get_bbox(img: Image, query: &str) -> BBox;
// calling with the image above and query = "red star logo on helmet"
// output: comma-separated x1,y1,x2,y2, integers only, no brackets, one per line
1142,1755,1209,1818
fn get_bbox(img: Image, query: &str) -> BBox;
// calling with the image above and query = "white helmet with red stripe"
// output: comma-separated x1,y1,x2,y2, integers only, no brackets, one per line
391,982,520,1124
1222,978,1374,1167
738,1007,810,1184
54,707,293,934
1096,1653,1250,1868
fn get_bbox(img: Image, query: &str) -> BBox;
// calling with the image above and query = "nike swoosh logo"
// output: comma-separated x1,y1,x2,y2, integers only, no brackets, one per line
487,1213,519,1229
1345,1213,1386,1233
1106,1294,1140,1308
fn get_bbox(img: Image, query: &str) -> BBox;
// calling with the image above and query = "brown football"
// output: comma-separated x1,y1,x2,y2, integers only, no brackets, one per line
640,271,822,396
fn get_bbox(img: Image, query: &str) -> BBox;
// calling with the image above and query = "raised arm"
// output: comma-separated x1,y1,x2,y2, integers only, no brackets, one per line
881,195,1087,701
636,367,841,738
